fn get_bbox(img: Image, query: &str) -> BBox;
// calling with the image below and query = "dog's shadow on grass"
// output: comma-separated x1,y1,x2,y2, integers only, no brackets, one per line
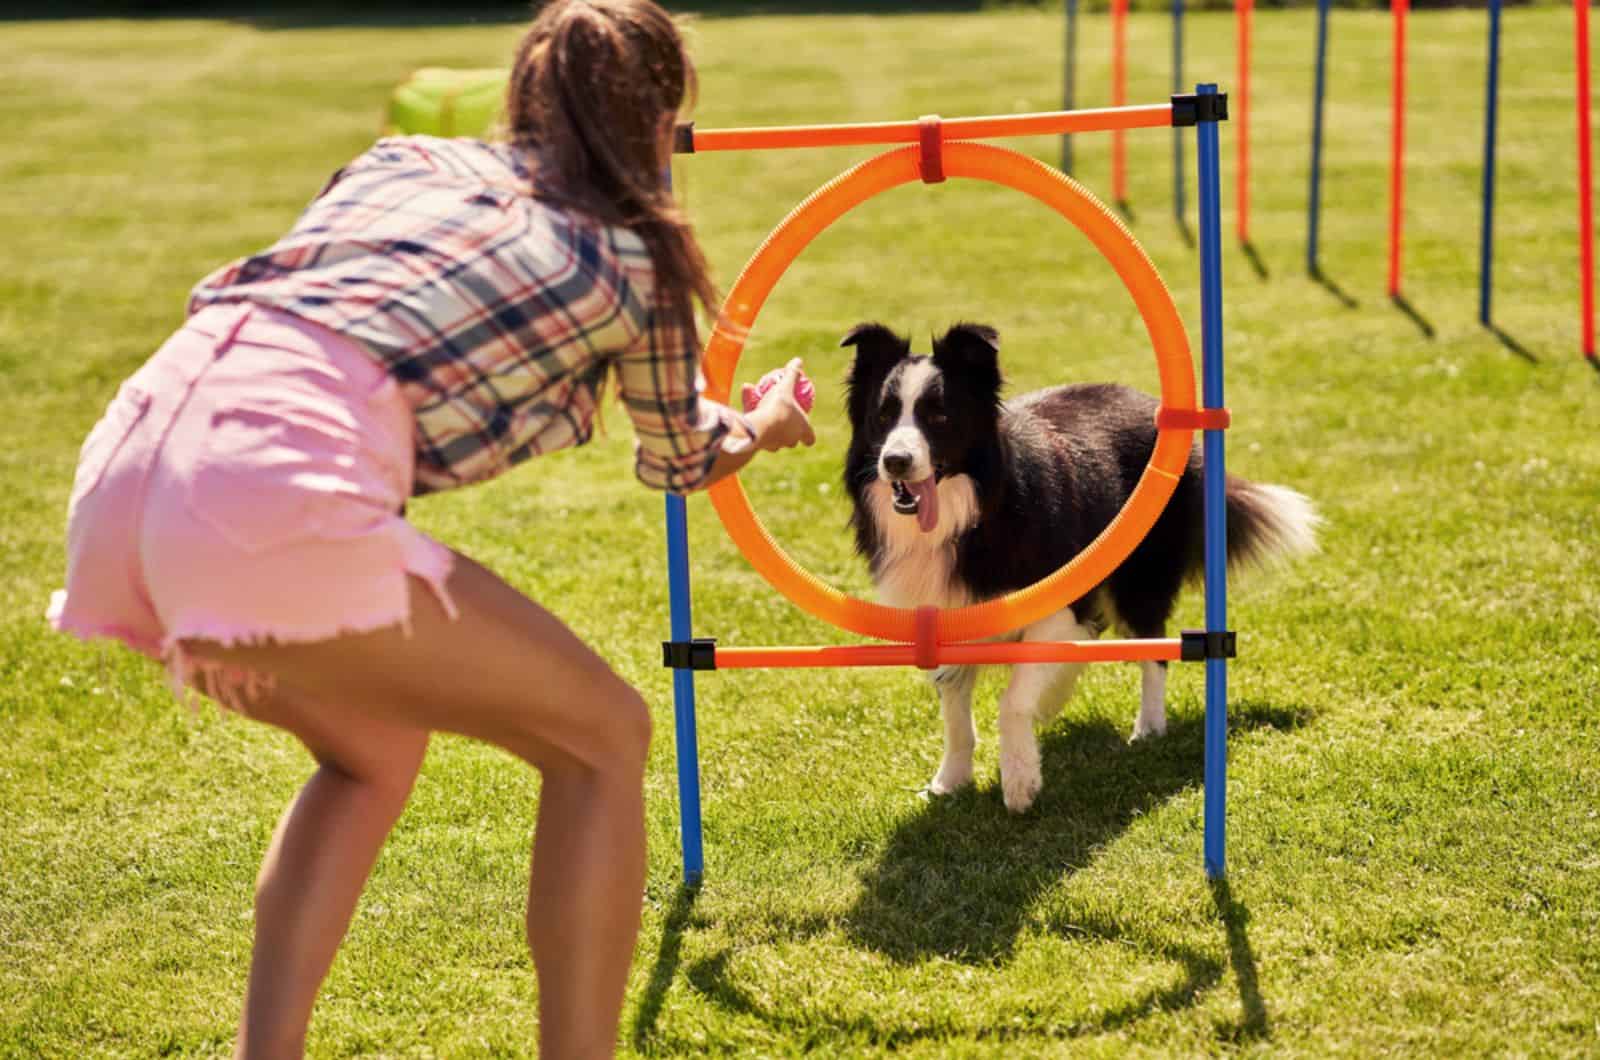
637,701,1303,1049
843,700,1306,966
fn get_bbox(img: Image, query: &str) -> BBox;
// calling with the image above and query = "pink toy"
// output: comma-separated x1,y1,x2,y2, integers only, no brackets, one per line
742,367,815,414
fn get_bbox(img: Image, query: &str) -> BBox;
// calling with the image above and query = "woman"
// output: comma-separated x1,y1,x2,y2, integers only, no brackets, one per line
47,1,812,1055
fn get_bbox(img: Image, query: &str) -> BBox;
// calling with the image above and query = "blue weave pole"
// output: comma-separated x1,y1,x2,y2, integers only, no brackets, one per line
1480,0,1502,325
1062,0,1079,174
664,493,705,885
1196,83,1230,881
1173,0,1185,223
1308,0,1330,274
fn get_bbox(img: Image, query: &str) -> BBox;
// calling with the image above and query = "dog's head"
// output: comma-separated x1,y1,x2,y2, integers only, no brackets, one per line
841,321,1003,530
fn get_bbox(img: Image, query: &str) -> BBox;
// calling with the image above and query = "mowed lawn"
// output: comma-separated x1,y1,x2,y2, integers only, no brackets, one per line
3,5,1598,1056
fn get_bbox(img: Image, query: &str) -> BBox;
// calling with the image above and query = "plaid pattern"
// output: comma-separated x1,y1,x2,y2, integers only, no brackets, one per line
189,136,729,495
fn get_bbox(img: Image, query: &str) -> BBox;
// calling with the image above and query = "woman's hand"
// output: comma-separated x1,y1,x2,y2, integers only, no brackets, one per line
741,358,816,452
696,359,816,491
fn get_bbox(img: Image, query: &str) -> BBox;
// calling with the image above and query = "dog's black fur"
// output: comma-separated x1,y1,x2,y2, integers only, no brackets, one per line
841,321,1307,637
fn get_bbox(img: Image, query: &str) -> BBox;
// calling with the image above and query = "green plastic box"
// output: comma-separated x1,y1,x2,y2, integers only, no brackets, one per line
386,67,510,138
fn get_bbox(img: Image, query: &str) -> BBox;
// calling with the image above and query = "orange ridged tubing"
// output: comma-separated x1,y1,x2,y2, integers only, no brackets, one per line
700,141,1198,645
679,105,1173,154
716,640,1185,670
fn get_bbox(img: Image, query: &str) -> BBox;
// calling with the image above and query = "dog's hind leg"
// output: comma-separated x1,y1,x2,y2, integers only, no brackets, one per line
997,608,1093,814
927,665,978,795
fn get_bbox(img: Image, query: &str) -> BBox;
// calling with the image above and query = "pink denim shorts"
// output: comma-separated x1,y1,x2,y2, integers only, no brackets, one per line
48,303,458,707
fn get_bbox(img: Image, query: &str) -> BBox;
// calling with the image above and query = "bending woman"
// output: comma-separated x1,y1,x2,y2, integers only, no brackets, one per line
48,1,813,1055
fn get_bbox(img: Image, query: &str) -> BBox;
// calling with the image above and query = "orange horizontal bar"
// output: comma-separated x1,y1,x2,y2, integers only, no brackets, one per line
714,639,1184,670
679,105,1174,154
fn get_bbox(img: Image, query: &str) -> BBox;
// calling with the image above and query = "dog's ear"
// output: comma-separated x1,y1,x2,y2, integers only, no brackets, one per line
842,322,909,426
932,323,1002,399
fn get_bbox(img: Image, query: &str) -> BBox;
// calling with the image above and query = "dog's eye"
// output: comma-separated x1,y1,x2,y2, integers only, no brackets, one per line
926,411,949,427
876,408,895,428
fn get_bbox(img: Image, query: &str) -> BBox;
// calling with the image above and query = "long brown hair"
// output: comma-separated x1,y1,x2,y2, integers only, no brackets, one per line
508,0,718,342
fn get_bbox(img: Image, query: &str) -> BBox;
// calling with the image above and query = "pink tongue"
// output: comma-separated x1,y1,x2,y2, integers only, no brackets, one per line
911,477,940,533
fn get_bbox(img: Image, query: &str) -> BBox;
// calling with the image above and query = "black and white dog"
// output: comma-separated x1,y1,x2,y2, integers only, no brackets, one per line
841,322,1320,813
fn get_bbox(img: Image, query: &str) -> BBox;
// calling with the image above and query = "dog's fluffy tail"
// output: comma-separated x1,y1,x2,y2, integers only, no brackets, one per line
1223,478,1323,572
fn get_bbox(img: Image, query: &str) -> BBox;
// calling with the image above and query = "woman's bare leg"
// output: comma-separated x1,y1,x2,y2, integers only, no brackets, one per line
222,690,428,1060
186,551,650,1059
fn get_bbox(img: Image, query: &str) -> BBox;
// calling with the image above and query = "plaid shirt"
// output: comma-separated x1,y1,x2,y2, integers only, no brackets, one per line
189,136,731,496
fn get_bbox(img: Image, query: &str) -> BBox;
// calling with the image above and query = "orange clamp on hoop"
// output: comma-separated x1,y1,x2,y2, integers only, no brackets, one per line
1156,406,1231,431
918,115,945,184
913,606,941,669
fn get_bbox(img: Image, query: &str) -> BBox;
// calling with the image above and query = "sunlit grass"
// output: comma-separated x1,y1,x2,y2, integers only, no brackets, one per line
2,6,1597,1056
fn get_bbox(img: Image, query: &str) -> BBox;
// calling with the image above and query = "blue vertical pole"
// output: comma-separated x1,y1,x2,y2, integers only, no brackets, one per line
1196,83,1229,881
1308,0,1330,274
665,494,705,885
661,162,704,886
1480,0,1502,325
1062,0,1078,174
1173,0,1185,223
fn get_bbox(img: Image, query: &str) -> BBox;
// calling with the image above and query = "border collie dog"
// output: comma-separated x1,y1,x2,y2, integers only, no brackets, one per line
841,322,1320,813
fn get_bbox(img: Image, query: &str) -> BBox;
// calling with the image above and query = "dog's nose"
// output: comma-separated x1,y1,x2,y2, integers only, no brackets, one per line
882,452,912,478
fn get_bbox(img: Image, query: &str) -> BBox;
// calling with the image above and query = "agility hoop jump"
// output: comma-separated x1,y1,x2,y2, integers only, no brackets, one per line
663,87,1235,884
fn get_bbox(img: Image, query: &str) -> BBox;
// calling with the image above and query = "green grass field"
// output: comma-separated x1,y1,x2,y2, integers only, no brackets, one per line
4,5,1599,1056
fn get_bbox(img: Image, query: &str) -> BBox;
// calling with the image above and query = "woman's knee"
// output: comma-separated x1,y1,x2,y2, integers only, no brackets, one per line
576,676,653,774
314,731,429,808
612,683,654,766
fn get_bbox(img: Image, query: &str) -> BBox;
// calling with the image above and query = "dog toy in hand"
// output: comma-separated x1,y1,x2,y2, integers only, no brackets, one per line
742,366,815,414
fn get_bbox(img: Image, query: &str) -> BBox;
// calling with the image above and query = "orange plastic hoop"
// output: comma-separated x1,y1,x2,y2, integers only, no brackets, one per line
702,141,1198,644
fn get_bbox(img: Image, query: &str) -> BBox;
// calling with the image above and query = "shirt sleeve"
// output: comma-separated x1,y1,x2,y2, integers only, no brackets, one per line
616,287,733,494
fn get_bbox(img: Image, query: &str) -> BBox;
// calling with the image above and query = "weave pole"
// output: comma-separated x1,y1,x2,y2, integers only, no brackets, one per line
1307,0,1330,274
1237,0,1253,245
1113,0,1129,205
1480,0,1501,326
1578,0,1596,358
1389,0,1408,299
1174,0,1185,222
1063,0,1079,174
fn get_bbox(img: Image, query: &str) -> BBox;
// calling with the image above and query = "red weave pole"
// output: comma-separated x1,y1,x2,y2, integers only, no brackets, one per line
713,639,1186,670
1578,0,1596,358
681,105,1172,154
1237,0,1253,244
1388,0,1408,299
1112,0,1128,204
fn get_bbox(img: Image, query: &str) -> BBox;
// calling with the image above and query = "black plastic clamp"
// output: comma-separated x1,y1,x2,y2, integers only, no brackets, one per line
1181,629,1237,661
673,122,696,154
663,637,717,670
1171,93,1230,127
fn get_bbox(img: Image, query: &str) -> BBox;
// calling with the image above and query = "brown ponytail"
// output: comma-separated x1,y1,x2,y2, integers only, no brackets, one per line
507,0,719,343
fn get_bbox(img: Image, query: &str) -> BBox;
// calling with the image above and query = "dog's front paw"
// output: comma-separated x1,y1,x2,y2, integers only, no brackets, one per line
927,758,974,796
1131,710,1167,741
999,756,1042,814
